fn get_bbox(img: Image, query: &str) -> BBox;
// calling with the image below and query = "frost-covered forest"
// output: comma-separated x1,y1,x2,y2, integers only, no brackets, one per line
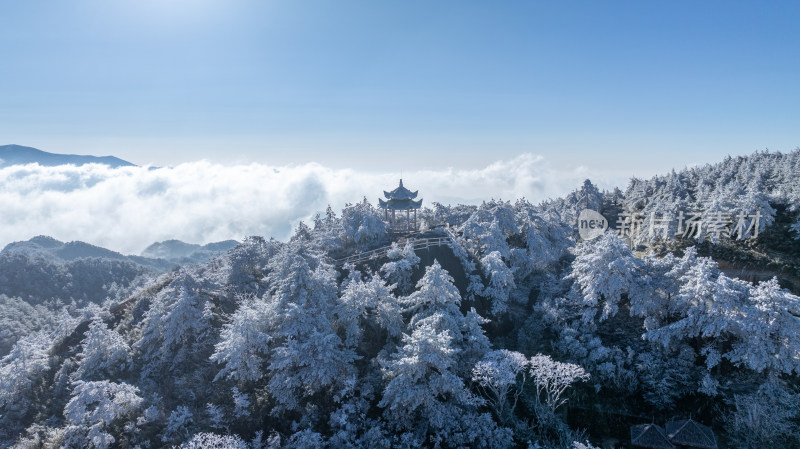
2,150,800,449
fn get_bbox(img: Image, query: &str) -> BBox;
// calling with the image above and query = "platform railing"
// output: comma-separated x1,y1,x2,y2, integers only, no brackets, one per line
334,236,454,266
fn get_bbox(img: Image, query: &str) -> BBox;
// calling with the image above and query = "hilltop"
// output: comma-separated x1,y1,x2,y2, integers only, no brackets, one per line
0,144,135,168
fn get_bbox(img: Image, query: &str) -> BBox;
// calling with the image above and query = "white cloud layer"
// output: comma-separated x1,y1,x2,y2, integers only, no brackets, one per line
0,154,620,254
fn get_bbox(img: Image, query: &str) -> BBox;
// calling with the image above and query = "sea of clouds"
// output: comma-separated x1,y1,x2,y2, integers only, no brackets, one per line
0,154,619,254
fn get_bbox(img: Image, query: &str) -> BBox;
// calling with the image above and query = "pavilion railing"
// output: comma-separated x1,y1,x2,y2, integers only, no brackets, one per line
334,236,454,266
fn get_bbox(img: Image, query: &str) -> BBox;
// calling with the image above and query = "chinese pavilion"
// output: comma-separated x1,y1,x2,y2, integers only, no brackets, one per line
379,179,423,232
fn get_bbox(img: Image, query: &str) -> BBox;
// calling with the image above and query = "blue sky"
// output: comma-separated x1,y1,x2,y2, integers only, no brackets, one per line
1,0,798,176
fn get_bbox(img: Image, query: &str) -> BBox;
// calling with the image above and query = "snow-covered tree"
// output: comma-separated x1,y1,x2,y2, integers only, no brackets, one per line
231,386,250,418
0,295,62,357
379,261,509,447
480,251,516,315
210,294,272,382
161,405,194,444
136,276,213,377
379,323,511,448
635,345,696,409
566,232,642,323
730,278,800,374
73,316,132,381
311,205,343,252
724,376,800,449
341,198,387,250
226,236,280,289
62,380,143,449
463,220,512,259
528,354,589,415
263,242,358,412
338,272,404,351
0,331,53,439
644,255,800,375
213,240,358,416
471,349,529,424
402,260,490,375
287,429,326,449
380,241,420,295
206,403,225,430
512,205,573,276
177,432,249,449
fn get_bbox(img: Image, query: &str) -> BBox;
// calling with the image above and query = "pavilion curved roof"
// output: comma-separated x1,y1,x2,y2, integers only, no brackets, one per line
383,179,418,200
379,198,423,210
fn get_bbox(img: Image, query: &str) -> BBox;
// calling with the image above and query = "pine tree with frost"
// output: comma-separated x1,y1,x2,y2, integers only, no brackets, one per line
213,239,359,405
724,376,800,449
380,261,509,447
514,209,573,275
575,179,603,212
635,345,695,409
341,198,387,249
210,294,272,382
311,205,343,252
729,278,800,374
162,405,194,444
480,250,516,315
566,232,642,323
0,295,62,357
379,323,510,448
338,271,404,351
403,260,463,325
226,235,280,288
380,241,420,295
462,219,511,259
240,240,357,413
402,260,490,375
62,380,143,449
177,432,249,449
731,188,775,238
287,429,326,449
644,254,745,351
206,403,225,430
0,330,54,438
643,253,800,376
629,252,681,329
231,386,250,418
136,276,212,377
73,316,132,381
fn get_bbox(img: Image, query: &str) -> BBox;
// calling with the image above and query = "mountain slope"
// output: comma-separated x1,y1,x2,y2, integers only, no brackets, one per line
0,144,135,168
1,236,170,270
141,239,240,264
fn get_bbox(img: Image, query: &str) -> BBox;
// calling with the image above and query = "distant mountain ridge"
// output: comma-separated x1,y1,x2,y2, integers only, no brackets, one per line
0,144,135,168
0,236,240,309
1,236,172,271
1,235,240,268
141,239,240,264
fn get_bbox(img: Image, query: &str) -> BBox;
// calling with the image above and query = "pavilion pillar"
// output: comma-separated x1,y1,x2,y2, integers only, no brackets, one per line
380,179,423,233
